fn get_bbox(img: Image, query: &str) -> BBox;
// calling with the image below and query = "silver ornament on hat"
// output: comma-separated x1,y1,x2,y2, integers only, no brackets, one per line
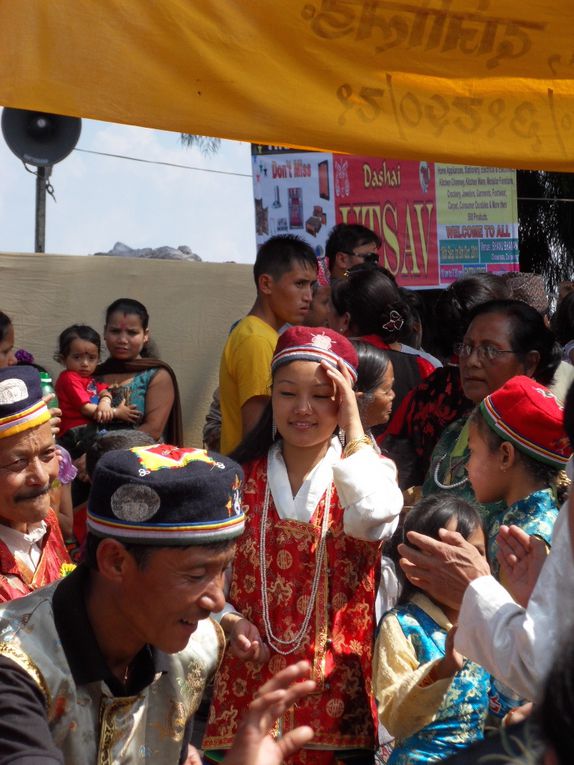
111,484,161,522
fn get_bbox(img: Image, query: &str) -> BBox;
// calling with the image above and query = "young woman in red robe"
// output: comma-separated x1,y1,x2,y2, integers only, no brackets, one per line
203,326,403,765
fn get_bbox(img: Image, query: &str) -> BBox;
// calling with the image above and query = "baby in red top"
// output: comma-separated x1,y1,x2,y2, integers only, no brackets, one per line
55,325,136,459
55,324,112,436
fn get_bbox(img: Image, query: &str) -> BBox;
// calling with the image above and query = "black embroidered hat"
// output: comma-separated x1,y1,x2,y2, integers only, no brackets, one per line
87,445,245,545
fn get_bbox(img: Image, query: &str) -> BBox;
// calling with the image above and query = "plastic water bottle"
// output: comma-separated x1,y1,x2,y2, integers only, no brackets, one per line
39,371,58,409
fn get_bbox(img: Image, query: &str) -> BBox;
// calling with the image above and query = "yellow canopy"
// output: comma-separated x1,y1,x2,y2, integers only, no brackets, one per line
1,0,573,170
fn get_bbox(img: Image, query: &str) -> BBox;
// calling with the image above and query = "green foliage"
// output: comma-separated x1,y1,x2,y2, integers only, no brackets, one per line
518,171,574,295
180,134,221,156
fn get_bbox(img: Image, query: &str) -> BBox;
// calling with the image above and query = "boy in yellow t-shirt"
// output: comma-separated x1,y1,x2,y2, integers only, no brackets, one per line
219,234,317,454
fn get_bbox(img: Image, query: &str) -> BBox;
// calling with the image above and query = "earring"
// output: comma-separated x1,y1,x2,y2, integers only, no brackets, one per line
272,420,277,440
338,428,346,447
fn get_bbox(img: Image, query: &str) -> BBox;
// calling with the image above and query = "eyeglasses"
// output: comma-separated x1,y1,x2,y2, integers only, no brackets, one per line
342,250,379,264
454,342,517,363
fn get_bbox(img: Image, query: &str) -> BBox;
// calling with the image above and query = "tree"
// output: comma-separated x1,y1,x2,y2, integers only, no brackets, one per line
518,171,574,295
180,134,221,155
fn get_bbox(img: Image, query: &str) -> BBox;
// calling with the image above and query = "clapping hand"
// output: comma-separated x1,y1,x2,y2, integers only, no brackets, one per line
496,525,548,608
222,661,316,765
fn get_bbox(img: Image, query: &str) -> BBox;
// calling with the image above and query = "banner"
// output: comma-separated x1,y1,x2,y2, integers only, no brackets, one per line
333,155,438,287
435,165,519,283
1,2,574,170
253,148,335,267
252,146,519,288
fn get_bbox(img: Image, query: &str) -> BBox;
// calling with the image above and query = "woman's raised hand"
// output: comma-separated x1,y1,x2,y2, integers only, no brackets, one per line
320,359,364,442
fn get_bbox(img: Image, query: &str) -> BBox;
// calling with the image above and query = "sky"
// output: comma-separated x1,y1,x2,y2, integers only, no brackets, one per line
0,116,257,263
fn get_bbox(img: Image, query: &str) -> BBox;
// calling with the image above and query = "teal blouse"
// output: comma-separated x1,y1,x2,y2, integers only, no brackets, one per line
488,488,558,579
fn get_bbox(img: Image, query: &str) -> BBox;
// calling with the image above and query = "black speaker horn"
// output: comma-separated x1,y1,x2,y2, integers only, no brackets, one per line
1,107,81,167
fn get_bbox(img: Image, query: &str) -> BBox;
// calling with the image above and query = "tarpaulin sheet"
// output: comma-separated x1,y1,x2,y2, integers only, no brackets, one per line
0,253,254,447
0,1,573,170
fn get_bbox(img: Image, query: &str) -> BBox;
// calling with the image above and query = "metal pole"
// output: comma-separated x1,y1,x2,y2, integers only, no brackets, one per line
35,165,51,253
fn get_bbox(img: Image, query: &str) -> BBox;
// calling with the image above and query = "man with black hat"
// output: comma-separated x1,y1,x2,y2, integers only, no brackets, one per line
0,443,252,763
0,443,319,764
0,366,69,601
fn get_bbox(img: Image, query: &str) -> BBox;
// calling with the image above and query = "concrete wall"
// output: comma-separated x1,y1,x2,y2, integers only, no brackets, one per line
0,252,255,446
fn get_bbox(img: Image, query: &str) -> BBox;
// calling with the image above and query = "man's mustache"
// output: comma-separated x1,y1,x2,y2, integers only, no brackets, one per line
14,485,50,503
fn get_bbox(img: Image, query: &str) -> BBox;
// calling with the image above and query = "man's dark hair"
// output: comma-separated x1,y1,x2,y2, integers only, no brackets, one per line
325,223,382,272
253,235,317,287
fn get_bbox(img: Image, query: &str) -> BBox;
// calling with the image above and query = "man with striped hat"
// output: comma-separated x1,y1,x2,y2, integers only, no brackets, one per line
0,365,69,601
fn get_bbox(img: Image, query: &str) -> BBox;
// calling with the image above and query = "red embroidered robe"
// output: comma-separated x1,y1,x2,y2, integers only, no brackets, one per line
0,509,70,603
203,456,381,758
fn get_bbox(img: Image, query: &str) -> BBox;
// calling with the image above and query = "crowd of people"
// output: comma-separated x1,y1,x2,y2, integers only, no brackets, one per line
0,225,573,764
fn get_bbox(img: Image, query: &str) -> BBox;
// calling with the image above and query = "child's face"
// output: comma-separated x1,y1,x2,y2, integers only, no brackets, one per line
272,360,338,449
0,324,16,369
467,421,506,504
65,338,99,377
445,515,486,558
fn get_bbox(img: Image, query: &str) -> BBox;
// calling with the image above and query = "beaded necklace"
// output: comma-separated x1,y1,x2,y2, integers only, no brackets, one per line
432,419,470,490
259,478,331,655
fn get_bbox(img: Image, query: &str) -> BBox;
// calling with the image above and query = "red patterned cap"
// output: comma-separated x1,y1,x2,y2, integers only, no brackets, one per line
479,375,572,468
272,326,358,382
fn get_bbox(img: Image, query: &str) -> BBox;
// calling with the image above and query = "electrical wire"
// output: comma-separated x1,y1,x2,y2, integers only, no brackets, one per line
73,147,252,178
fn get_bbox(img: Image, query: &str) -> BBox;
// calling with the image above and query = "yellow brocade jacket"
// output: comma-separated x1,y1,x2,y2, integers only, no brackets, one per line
0,576,224,764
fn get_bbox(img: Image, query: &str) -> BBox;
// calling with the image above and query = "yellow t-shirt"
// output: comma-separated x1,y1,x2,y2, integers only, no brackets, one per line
219,315,278,454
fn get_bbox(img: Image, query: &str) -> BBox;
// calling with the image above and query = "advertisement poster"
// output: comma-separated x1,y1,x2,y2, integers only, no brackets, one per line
435,165,519,283
252,146,335,279
251,146,519,288
332,154,438,288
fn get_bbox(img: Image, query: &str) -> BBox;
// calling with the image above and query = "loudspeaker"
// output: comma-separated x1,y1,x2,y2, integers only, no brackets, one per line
1,108,81,167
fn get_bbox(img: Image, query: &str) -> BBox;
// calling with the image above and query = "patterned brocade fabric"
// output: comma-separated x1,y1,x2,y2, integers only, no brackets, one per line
203,456,381,760
488,488,558,579
376,598,493,764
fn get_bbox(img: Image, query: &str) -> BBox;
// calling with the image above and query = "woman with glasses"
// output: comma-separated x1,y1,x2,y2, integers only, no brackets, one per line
381,273,511,489
422,300,560,521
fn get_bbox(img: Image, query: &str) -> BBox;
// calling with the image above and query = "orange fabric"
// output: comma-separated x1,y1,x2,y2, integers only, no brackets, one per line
1,2,574,169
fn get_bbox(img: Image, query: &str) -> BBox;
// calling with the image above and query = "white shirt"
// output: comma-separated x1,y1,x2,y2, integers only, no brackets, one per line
0,520,48,574
214,438,403,620
455,501,574,700
267,437,402,539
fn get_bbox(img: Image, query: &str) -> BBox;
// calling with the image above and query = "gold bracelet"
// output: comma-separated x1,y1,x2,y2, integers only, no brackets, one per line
342,435,373,458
